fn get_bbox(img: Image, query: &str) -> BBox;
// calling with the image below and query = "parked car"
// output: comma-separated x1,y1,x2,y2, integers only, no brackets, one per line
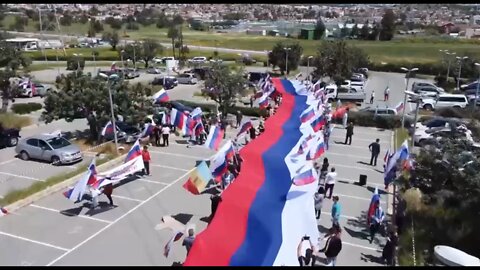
414,126,474,147
412,84,445,98
247,72,266,83
104,122,141,143
146,67,166,74
0,126,20,148
187,67,212,80
15,134,83,165
18,83,52,98
151,76,178,89
421,94,469,111
459,81,480,91
188,57,207,64
335,87,366,102
124,70,140,79
176,73,198,84
350,77,366,92
359,106,398,116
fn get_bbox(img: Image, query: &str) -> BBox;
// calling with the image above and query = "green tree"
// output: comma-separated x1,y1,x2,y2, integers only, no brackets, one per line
380,9,396,41
340,22,349,38
172,14,184,26
59,13,73,26
105,17,123,30
360,22,370,40
0,70,18,113
118,42,142,67
268,42,303,75
155,12,170,28
139,39,163,68
78,14,89,24
42,72,154,141
313,18,326,40
10,16,27,32
167,26,180,58
102,31,119,50
350,24,359,38
312,40,369,82
202,62,247,117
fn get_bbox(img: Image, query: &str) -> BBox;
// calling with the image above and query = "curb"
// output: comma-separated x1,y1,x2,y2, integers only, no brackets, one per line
3,154,127,214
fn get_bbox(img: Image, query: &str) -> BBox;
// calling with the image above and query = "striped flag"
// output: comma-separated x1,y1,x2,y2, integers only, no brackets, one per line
152,89,170,103
194,121,205,137
141,123,155,138
170,108,187,130
300,107,315,123
292,169,315,186
236,120,253,137
100,121,116,137
257,93,269,109
384,149,390,163
306,136,325,161
183,161,214,195
63,169,92,203
310,114,326,133
367,187,381,225
190,107,203,121
125,139,142,163
204,125,224,151
164,230,184,258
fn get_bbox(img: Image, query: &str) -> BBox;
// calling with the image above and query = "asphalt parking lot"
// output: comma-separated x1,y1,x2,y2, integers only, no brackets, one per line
0,122,393,266
316,125,393,266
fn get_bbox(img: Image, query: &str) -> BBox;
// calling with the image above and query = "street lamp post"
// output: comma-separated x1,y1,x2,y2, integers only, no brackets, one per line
474,63,480,110
92,50,97,75
456,56,469,90
284,47,291,77
98,73,120,155
265,50,270,69
307,56,313,82
445,52,456,82
400,67,419,128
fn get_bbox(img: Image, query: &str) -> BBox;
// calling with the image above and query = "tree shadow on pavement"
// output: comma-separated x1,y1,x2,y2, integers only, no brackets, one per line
366,186,389,195
360,253,384,265
171,213,193,225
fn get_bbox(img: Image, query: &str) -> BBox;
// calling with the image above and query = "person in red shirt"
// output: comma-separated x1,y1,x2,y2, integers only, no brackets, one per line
142,145,151,176
102,183,114,206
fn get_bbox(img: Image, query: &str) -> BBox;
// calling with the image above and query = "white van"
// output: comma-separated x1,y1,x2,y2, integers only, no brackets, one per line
421,94,468,110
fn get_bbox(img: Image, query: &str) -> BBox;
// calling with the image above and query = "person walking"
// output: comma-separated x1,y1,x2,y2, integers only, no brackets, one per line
382,230,398,266
331,196,341,227
370,90,375,104
227,159,239,178
319,225,342,266
236,110,243,128
319,158,329,186
324,167,337,199
220,117,228,139
222,171,235,190
369,201,385,244
142,145,151,176
161,125,171,147
323,123,332,150
342,108,349,128
102,183,114,206
154,124,161,146
314,188,324,220
344,122,354,145
209,194,222,223
182,228,196,256
368,138,381,166
384,86,390,101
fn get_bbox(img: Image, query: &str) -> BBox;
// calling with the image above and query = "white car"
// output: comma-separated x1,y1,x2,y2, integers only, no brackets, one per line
421,94,469,111
188,57,207,64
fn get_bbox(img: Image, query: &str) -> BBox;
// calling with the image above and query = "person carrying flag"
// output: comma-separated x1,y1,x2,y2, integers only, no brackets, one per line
182,228,196,256
142,145,151,176
235,111,243,128
102,183,114,206
369,200,385,244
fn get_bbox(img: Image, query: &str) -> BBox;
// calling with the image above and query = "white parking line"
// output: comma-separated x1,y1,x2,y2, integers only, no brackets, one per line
111,194,143,203
0,172,43,182
0,159,17,166
342,240,382,252
149,150,206,160
29,204,112,224
331,164,380,173
46,154,215,266
0,230,70,252
151,164,189,172
137,178,169,186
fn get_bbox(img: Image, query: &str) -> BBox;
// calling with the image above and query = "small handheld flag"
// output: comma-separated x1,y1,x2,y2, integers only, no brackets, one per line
152,89,170,103
204,125,224,151
125,139,142,163
292,169,316,186
183,161,214,195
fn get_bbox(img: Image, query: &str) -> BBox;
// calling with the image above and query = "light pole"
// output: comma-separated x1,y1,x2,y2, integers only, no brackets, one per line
474,63,480,110
456,56,469,90
92,50,97,75
284,47,291,77
307,56,313,82
133,44,137,70
265,50,270,69
443,51,456,82
120,49,125,70
73,53,82,77
98,73,120,155
400,67,419,128
55,48,60,76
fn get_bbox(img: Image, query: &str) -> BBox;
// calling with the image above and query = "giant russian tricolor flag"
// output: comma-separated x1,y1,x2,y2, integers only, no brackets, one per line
185,78,319,266
204,125,224,151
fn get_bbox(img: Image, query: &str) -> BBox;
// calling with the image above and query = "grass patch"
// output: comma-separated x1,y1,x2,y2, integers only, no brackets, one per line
11,102,43,114
0,112,32,128
395,128,410,148
0,155,115,206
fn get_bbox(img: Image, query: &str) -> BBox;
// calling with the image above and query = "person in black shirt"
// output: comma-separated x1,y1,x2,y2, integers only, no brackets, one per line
249,126,256,140
368,138,381,166
345,122,354,145
382,230,398,266
320,227,343,266
209,194,222,224
319,158,329,183
227,159,239,178
297,236,316,266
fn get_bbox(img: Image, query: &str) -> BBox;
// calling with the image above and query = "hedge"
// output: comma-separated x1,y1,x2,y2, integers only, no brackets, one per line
174,100,267,118
11,102,43,115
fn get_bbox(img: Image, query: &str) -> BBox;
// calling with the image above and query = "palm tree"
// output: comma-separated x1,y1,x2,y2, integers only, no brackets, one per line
167,26,179,58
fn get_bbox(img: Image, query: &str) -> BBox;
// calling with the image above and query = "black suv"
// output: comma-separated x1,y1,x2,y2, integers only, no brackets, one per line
0,125,20,148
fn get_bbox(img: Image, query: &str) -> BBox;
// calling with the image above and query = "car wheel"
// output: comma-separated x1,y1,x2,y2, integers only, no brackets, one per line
8,137,18,147
424,104,433,111
20,151,30,161
51,156,61,166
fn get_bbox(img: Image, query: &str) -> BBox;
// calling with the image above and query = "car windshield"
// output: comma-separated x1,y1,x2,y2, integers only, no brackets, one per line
46,137,71,149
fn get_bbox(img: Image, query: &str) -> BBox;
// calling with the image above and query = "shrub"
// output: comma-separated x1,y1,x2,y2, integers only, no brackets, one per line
0,112,32,128
174,100,267,117
66,57,86,70
11,102,43,115
332,111,404,129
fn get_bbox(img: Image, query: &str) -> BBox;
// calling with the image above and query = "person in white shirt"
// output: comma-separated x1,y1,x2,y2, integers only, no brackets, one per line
324,167,337,199
161,125,171,147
